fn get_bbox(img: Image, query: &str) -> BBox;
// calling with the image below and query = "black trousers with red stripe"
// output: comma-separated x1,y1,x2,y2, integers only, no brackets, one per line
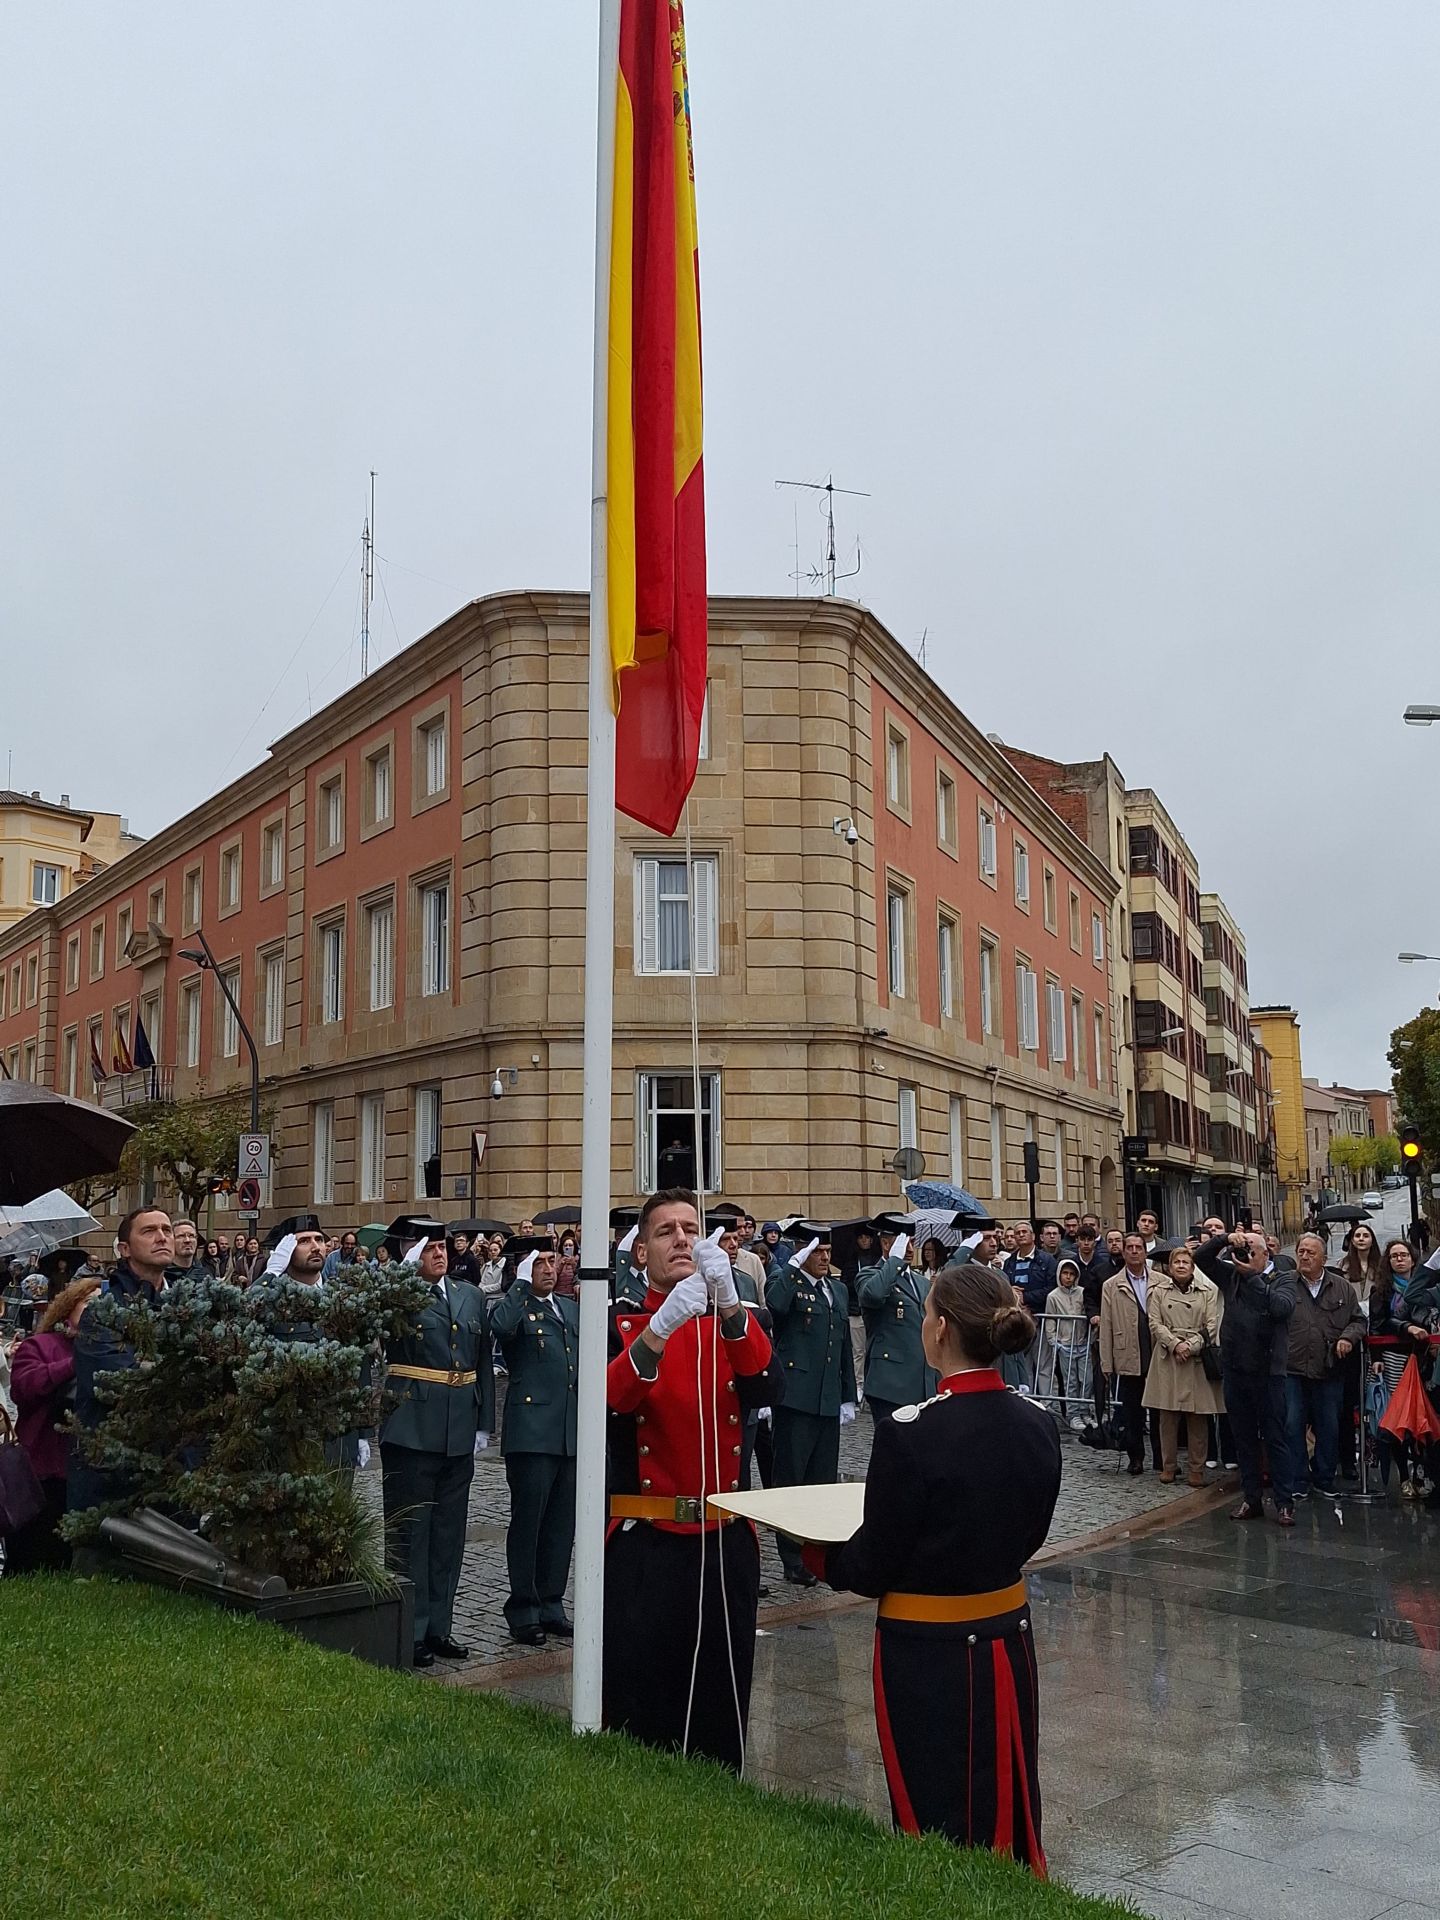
872,1605,1046,1874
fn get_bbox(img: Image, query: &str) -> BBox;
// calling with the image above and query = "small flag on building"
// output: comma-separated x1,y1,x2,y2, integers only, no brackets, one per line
90,1030,108,1085
133,1011,156,1072
607,0,707,837
112,1016,134,1075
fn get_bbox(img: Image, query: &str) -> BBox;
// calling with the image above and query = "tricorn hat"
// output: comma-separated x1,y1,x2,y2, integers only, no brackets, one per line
264,1213,325,1251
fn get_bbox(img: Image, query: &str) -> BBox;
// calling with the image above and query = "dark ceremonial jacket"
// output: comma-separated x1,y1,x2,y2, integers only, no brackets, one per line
824,1370,1061,1597
766,1266,858,1417
857,1254,936,1407
380,1276,494,1456
490,1284,580,1456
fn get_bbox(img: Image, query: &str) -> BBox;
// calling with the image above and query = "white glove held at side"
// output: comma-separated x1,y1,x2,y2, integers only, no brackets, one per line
474,1431,490,1455
356,1439,371,1471
839,1401,857,1426
649,1271,709,1340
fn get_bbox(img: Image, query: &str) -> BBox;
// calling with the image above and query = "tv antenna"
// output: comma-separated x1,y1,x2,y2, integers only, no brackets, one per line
360,470,376,677
916,627,929,671
774,474,869,596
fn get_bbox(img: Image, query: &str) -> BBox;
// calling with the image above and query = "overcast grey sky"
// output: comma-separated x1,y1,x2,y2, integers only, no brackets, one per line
4,4,1438,1089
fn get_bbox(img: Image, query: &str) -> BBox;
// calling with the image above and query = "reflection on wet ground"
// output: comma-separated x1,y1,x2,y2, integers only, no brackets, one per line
498,1498,1440,1918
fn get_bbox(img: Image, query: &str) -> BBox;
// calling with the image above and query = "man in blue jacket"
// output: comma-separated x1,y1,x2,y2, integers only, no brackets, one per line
1005,1221,1057,1314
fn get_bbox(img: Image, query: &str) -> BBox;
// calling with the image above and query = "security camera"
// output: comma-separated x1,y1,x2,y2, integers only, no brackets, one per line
490,1074,504,1100
846,822,859,845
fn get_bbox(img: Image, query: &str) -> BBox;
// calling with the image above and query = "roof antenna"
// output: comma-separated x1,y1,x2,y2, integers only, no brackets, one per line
774,474,870,596
916,627,929,671
360,470,376,676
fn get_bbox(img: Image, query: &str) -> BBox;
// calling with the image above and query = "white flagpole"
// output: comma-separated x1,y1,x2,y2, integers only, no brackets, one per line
572,0,623,1737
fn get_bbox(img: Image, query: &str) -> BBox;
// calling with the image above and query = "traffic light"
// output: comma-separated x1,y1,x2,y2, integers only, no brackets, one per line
1399,1123,1422,1165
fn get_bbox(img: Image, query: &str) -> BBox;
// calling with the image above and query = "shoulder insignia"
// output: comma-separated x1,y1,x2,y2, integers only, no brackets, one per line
893,1389,948,1423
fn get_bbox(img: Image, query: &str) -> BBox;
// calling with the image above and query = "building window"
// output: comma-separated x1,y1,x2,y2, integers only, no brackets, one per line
261,818,286,894
116,904,133,962
313,1102,335,1207
1046,977,1066,1061
320,921,344,1026
1068,889,1082,951
318,775,344,856
0,972,7,1020
1016,962,1039,1051
937,913,957,1019
364,744,393,831
697,682,712,761
263,949,285,1048
990,1105,1004,1199
32,863,60,906
1092,911,1105,965
61,1029,77,1098
360,1092,385,1203
885,724,910,815
140,992,161,1065
949,1095,965,1183
1094,1006,1106,1086
421,881,451,997
183,864,202,932
978,807,997,880
635,855,718,975
147,882,166,930
1071,992,1086,1078
89,922,104,981
367,898,395,1011
979,936,997,1037
898,1082,919,1150
65,934,80,993
422,718,447,798
219,967,241,1059
886,885,908,1000
637,1071,720,1192
181,979,201,1068
25,953,38,1006
1013,839,1030,910
936,769,957,853
1053,1121,1066,1204
1042,866,1057,932
218,842,241,914
8,964,17,1015
21,1041,35,1083
415,1085,443,1197
86,1020,103,1087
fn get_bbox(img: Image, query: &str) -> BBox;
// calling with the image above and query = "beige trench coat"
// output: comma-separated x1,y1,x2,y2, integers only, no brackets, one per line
1143,1276,1224,1415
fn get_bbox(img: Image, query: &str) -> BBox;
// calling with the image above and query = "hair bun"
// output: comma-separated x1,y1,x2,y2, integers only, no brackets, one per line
990,1303,1035,1356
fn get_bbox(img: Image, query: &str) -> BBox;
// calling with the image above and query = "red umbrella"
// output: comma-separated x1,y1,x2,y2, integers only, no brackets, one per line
1378,1355,1440,1446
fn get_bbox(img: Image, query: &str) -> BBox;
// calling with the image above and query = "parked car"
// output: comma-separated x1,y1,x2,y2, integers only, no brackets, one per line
1382,1175,1404,1190
1361,1190,1385,1210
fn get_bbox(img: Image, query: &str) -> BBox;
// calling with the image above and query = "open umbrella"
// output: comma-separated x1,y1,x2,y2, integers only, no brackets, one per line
445,1217,511,1238
355,1223,390,1252
0,1082,135,1207
1319,1203,1372,1224
534,1205,582,1227
903,1180,997,1226
0,1187,103,1259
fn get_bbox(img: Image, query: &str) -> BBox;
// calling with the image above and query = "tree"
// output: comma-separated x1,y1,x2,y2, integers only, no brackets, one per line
66,1261,431,1588
1388,1009,1440,1152
1328,1135,1375,1184
1371,1134,1401,1179
118,1094,269,1222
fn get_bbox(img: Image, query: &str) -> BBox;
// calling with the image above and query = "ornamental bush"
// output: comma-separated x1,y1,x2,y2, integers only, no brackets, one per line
65,1262,430,1588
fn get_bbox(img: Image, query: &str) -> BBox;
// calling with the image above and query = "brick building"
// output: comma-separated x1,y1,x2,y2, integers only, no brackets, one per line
0,593,1122,1232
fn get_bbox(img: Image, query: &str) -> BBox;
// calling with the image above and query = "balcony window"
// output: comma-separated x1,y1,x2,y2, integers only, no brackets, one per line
635,855,717,975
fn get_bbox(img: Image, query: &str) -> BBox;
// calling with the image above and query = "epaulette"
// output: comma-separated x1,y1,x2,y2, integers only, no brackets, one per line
891,1390,948,1424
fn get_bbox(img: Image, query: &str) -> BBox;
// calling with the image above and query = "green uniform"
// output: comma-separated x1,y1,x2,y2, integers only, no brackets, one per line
246,1271,373,1473
490,1284,581,1635
857,1255,937,1419
612,1245,647,1308
380,1275,494,1648
766,1264,858,1579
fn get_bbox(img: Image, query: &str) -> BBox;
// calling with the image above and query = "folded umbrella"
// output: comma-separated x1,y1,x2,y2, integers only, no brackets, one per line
1378,1354,1440,1447
0,1083,135,1208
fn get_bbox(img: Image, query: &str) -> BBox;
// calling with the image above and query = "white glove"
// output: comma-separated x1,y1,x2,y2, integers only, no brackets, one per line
839,1402,857,1426
474,1431,490,1455
618,1225,639,1255
756,1406,772,1423
695,1229,739,1308
356,1439,371,1471
889,1234,910,1265
649,1271,709,1340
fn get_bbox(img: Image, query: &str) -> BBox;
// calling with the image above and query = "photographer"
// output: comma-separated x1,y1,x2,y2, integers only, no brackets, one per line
1194,1229,1297,1525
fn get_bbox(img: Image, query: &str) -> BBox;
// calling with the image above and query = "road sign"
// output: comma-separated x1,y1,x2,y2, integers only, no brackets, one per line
239,1134,271,1182
237,1178,261,1213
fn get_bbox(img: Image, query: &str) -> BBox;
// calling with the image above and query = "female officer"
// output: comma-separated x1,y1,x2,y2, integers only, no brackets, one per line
809,1262,1061,1874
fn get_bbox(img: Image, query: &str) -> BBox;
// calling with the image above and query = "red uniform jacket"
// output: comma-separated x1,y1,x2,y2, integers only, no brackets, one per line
607,1292,772,1534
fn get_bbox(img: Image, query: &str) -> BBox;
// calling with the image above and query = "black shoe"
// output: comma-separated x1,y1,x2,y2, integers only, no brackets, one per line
511,1626,547,1648
1230,1501,1264,1521
757,1583,772,1599
1275,1506,1296,1528
412,1643,435,1668
542,1617,575,1639
425,1634,470,1661
784,1567,819,1588
1127,1459,1145,1476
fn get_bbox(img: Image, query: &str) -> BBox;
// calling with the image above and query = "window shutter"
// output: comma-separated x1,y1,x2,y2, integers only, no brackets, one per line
692,856,717,975
638,859,659,973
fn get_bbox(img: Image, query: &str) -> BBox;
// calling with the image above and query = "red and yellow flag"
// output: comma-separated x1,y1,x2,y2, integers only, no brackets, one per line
608,0,706,837
111,1015,133,1075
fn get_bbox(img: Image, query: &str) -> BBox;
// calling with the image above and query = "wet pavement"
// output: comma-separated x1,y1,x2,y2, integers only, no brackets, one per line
495,1495,1440,1918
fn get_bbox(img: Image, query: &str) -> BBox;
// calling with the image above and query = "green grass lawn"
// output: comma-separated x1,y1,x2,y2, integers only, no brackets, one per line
0,1578,1135,1919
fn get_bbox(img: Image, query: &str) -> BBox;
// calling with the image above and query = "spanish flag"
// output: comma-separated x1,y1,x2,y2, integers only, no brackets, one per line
608,0,707,837
112,1015,134,1075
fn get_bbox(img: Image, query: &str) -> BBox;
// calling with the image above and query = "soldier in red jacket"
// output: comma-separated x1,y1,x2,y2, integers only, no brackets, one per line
604,1187,775,1770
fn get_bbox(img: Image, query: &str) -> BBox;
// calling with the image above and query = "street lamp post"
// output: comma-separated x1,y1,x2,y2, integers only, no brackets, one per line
178,930,260,1135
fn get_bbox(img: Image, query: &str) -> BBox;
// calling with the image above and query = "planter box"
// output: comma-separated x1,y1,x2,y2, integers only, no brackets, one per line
81,1515,414,1669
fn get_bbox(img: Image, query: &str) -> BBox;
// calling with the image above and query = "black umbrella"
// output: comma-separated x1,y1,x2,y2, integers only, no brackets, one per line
702,1200,745,1221
0,1082,135,1207
445,1217,511,1238
535,1204,582,1227
1319,1203,1372,1225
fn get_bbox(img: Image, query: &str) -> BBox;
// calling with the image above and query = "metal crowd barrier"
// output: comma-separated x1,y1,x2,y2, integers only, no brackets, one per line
1352,1330,1440,1505
1024,1313,1099,1427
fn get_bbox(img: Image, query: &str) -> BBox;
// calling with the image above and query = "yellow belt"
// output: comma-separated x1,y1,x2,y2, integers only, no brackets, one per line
878,1580,1027,1623
387,1364,477,1388
609,1494,737,1525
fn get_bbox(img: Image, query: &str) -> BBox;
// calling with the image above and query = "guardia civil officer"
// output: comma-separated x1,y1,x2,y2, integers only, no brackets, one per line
605,1191,776,1771
249,1214,372,1475
611,1214,648,1309
810,1262,1061,1875
766,1223,857,1586
379,1216,495,1668
857,1226,936,1426
490,1241,579,1646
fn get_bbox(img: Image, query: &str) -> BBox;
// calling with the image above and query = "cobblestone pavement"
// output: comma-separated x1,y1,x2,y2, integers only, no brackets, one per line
360,1347,1198,1676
